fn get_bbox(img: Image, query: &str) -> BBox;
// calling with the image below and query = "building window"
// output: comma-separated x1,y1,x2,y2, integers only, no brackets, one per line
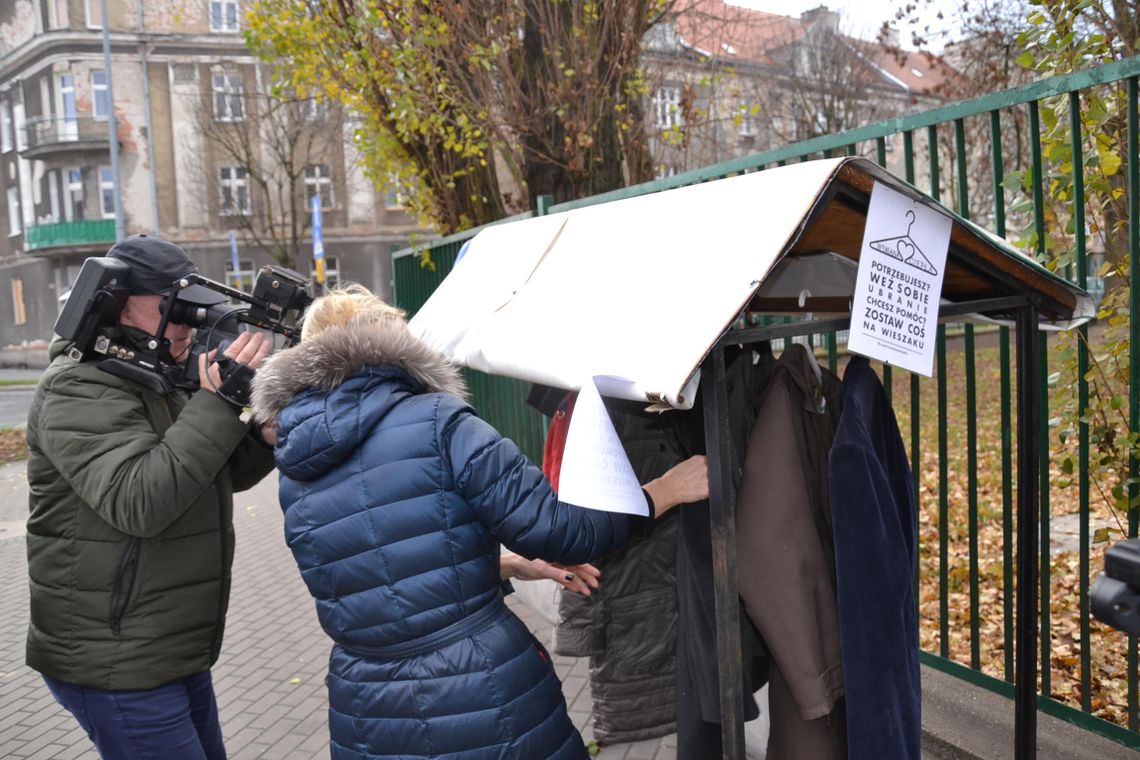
11,278,26,325
65,168,84,221
91,71,109,119
99,166,115,218
1,102,11,153
210,0,241,33
13,103,26,152
48,170,61,222
59,74,78,130
212,71,244,122
305,164,333,209
300,96,328,122
225,257,256,290
85,0,104,29
7,187,20,236
171,63,198,86
219,166,251,215
737,101,757,139
654,86,681,129
49,0,70,29
384,175,404,209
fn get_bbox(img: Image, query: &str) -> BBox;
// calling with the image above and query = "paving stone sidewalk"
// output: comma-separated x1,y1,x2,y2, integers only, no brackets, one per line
0,460,676,759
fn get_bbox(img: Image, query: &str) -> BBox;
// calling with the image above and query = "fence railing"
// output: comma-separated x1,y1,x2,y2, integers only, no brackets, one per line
25,219,116,251
393,55,1140,749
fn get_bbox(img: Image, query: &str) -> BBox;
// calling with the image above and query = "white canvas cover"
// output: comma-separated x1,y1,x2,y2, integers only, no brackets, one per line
408,158,1091,409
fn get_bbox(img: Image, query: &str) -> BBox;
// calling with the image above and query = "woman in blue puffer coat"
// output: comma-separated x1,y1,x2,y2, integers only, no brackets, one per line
250,286,707,760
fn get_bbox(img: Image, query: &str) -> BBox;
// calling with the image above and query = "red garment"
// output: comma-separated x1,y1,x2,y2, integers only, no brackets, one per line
541,392,577,492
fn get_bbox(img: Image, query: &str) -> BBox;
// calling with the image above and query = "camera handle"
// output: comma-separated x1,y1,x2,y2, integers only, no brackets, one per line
211,354,256,409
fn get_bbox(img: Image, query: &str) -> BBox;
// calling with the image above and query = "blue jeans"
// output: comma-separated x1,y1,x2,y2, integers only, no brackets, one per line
43,671,227,760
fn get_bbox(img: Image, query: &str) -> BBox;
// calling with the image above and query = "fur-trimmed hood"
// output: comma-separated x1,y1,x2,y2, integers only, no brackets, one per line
250,317,466,424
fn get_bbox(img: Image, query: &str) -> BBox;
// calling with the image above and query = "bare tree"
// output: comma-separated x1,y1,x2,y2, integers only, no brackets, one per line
187,67,351,268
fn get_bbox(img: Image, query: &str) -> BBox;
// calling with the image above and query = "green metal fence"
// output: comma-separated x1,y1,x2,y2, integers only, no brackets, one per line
393,55,1140,749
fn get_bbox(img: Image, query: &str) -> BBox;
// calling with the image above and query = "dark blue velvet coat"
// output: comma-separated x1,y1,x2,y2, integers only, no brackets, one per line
828,356,920,760
255,324,633,760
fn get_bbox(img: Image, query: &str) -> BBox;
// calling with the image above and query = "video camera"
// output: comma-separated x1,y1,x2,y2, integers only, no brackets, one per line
1091,538,1140,636
55,256,312,400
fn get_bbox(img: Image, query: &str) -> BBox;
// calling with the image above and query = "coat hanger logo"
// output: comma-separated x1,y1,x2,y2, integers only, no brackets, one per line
868,210,939,276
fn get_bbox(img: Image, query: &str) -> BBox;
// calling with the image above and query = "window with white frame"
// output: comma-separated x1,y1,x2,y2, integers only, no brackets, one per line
99,166,115,218
737,101,757,138
13,102,26,151
219,166,251,215
7,187,21,236
65,168,83,221
85,0,103,29
304,164,333,209
47,170,61,222
11,278,26,325
91,71,109,119
653,86,681,130
384,175,404,209
1,101,11,153
49,0,70,29
225,257,256,290
59,74,78,131
212,71,244,121
300,96,328,122
210,0,241,33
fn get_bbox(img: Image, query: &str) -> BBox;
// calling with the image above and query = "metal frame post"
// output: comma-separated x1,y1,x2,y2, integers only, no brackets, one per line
1015,303,1041,759
701,346,746,759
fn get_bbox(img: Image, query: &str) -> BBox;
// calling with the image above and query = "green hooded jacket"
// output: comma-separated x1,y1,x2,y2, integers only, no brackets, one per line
24,335,276,690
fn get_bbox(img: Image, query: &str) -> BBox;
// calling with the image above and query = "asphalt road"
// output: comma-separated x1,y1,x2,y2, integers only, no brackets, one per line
0,387,34,430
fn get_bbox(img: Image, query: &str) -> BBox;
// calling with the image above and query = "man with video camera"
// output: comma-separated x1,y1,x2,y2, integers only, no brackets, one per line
24,236,277,760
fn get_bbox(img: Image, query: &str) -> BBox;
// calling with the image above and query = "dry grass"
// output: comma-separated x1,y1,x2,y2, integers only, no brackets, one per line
0,428,27,464
883,331,1133,727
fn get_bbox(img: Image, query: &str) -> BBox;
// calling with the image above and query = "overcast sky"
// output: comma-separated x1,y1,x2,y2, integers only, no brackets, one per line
726,1,963,50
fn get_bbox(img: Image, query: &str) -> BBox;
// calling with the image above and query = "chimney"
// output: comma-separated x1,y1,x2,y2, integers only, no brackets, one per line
879,25,901,49
801,5,840,33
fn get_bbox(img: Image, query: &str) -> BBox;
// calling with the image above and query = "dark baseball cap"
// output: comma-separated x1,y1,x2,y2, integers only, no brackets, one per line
106,235,198,295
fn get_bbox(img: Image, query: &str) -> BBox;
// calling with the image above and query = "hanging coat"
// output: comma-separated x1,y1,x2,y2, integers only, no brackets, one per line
551,398,681,745
669,345,775,759
736,343,845,722
828,355,920,760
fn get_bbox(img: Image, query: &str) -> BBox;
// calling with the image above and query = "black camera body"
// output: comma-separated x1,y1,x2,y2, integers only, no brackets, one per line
1091,537,1140,637
55,257,312,397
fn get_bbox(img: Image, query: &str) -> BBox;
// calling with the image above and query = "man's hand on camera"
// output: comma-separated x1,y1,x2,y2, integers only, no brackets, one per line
199,331,271,396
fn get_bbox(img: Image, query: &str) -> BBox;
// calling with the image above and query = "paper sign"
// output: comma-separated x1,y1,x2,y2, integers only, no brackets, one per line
556,376,648,517
847,182,951,377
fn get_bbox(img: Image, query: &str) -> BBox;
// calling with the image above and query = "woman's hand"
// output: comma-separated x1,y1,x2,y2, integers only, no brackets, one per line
500,551,601,597
642,454,709,518
258,421,277,446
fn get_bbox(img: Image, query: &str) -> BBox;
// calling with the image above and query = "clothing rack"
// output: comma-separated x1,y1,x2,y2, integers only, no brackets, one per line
699,295,1041,760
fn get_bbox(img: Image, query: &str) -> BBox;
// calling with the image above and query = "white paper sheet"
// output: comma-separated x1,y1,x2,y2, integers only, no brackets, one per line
847,182,952,377
556,376,648,517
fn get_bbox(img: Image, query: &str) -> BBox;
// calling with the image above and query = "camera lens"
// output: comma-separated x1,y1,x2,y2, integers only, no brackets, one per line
163,298,206,327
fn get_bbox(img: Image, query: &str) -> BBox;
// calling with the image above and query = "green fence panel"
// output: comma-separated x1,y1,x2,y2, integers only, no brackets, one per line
389,56,1140,750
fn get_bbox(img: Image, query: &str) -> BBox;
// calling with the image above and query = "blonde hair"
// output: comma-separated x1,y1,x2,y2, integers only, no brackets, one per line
300,284,407,342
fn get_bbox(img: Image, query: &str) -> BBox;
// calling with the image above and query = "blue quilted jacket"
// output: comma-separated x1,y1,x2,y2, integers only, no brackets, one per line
251,320,634,759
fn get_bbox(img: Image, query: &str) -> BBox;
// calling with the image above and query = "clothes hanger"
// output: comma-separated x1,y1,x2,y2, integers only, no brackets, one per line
798,288,823,386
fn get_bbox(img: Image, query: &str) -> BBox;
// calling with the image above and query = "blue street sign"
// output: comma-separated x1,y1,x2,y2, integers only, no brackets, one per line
312,194,325,284
228,230,241,288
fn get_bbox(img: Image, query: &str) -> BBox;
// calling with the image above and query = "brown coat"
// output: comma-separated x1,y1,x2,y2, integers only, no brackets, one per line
736,343,844,721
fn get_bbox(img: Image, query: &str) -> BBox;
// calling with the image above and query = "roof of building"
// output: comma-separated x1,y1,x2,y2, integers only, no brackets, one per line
669,0,960,96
